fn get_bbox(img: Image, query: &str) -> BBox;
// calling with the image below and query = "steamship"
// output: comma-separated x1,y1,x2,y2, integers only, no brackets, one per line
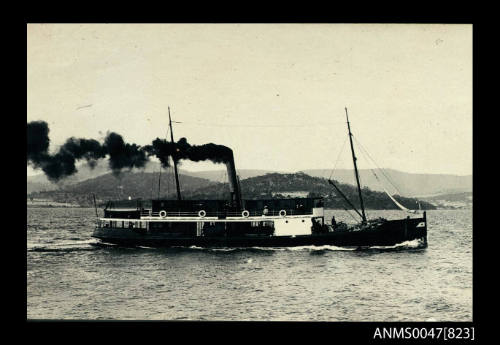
92,108,427,248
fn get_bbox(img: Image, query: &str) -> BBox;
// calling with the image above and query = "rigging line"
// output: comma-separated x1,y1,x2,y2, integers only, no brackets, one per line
355,147,387,197
330,191,358,222
328,136,348,180
345,209,359,222
353,137,403,196
327,179,364,220
355,140,394,194
173,121,346,128
355,137,401,195
355,140,418,214
339,204,359,222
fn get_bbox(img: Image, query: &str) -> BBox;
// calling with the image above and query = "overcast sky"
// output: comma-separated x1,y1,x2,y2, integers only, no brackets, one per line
27,24,472,176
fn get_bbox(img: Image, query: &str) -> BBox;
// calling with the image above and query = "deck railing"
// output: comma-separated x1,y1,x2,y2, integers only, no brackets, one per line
139,209,312,218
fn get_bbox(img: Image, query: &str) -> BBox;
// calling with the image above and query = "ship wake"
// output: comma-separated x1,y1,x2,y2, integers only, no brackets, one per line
165,241,426,253
27,238,110,253
48,239,426,254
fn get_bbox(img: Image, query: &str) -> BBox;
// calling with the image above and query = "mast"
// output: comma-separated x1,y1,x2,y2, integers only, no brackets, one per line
345,107,367,223
169,107,182,201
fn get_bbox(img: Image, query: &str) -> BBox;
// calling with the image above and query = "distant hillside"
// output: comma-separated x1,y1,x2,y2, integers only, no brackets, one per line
27,160,117,194
27,159,284,195
29,171,217,206
162,168,473,197
419,192,472,209
180,169,287,182
29,158,471,198
185,172,436,210
27,180,59,194
27,160,175,194
303,169,472,197
29,171,436,210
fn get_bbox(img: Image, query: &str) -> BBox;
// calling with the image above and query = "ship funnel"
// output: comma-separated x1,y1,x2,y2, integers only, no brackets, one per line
225,153,242,210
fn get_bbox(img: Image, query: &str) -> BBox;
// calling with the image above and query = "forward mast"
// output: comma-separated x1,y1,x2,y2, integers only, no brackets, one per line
345,107,367,224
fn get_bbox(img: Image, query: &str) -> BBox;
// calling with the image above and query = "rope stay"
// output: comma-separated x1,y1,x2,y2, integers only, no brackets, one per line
328,136,348,181
327,136,363,223
172,121,348,128
353,137,419,214
353,137,403,196
327,179,364,221
370,169,417,213
342,205,360,222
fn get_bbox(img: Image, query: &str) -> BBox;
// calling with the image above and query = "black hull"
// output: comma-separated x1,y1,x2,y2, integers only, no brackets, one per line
92,216,427,248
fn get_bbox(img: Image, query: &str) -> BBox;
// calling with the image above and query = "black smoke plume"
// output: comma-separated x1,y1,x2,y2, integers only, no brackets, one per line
27,121,234,182
27,121,110,181
104,132,148,176
27,121,50,163
143,137,233,168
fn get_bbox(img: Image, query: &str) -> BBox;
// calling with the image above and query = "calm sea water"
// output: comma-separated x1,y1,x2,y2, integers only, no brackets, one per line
27,207,472,321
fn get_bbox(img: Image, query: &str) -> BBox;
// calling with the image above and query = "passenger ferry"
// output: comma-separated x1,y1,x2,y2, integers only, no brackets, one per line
92,197,427,248
91,108,427,248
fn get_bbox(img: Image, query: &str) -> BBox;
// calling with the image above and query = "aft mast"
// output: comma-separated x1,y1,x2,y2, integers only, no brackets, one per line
345,107,367,224
168,107,182,201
